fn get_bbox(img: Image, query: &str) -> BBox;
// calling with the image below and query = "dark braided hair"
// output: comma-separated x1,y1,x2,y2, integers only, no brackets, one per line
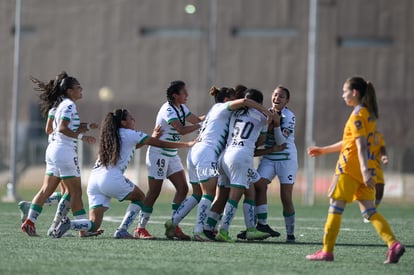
31,71,78,118
98,109,128,167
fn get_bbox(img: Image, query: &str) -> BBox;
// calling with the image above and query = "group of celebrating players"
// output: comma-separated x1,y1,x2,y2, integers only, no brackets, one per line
19,72,404,264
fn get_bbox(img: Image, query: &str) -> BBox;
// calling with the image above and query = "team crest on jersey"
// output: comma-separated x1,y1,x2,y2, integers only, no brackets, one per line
354,120,362,130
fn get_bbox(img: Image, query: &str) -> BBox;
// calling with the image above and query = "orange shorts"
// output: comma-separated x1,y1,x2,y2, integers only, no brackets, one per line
328,173,375,203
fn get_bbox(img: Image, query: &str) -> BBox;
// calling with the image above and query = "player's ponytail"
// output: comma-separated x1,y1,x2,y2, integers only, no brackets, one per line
363,81,379,119
98,109,126,167
32,71,78,118
210,86,235,103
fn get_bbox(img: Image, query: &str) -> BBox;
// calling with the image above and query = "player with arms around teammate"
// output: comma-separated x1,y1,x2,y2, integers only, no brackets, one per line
215,89,274,242
135,80,203,240
248,86,298,242
306,76,405,263
22,72,98,237
52,109,195,238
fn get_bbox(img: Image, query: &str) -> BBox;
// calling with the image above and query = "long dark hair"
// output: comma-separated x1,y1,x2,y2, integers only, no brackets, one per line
346,76,379,119
31,71,78,118
98,109,128,167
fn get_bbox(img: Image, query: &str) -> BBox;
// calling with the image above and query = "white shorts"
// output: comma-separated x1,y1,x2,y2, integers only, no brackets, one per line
146,150,184,180
87,168,135,208
221,150,258,189
45,144,80,178
187,144,220,184
257,157,298,184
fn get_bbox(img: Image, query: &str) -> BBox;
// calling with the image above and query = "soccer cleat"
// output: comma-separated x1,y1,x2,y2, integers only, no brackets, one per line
114,229,134,239
236,230,247,240
164,220,176,239
246,228,270,241
21,219,39,237
306,250,334,261
18,201,31,223
286,234,296,243
133,227,156,240
215,229,234,243
256,223,280,237
192,232,212,242
203,229,217,241
80,229,104,238
363,218,370,223
173,226,191,240
52,217,71,238
46,222,58,237
384,241,405,264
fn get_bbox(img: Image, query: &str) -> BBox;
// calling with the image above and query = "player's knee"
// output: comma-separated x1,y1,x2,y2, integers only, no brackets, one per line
329,204,344,214
361,207,377,220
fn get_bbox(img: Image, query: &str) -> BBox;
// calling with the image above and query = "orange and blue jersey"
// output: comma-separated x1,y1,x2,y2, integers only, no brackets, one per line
335,105,376,183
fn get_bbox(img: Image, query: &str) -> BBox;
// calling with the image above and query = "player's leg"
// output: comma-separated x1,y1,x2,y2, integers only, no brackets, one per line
165,169,191,240
280,183,295,242
134,177,162,239
21,174,61,236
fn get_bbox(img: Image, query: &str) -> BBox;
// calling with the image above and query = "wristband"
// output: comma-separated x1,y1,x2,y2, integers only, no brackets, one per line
78,133,84,140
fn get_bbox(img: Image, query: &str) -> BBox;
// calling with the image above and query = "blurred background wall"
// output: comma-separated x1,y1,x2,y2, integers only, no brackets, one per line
0,0,413,197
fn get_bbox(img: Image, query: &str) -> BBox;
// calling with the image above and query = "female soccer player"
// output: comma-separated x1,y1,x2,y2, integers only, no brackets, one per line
250,86,298,242
134,80,203,240
215,89,274,242
21,72,98,237
52,109,195,238
306,76,405,263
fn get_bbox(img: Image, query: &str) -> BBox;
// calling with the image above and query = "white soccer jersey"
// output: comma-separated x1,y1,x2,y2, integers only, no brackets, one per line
93,128,148,173
148,102,191,157
197,102,232,156
47,107,56,143
50,98,80,150
263,106,297,161
225,108,268,156
221,108,268,187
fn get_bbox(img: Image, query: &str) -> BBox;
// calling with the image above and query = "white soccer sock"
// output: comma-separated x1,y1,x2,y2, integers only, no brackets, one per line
70,219,92,231
137,206,153,228
220,199,238,232
194,195,213,233
243,199,255,229
27,204,43,223
284,212,295,235
256,204,268,225
45,192,62,206
119,202,141,230
50,194,71,228
172,194,200,225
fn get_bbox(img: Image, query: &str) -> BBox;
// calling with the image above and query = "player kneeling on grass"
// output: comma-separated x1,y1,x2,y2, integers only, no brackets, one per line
53,109,195,238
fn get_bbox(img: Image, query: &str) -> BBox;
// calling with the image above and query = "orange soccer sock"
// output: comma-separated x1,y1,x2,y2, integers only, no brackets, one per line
369,212,396,247
322,213,342,253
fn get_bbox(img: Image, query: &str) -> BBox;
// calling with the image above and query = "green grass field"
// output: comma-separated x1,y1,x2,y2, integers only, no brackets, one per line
1,188,412,275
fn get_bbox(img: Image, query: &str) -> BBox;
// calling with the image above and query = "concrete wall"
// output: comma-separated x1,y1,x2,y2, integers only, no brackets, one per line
0,0,413,172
